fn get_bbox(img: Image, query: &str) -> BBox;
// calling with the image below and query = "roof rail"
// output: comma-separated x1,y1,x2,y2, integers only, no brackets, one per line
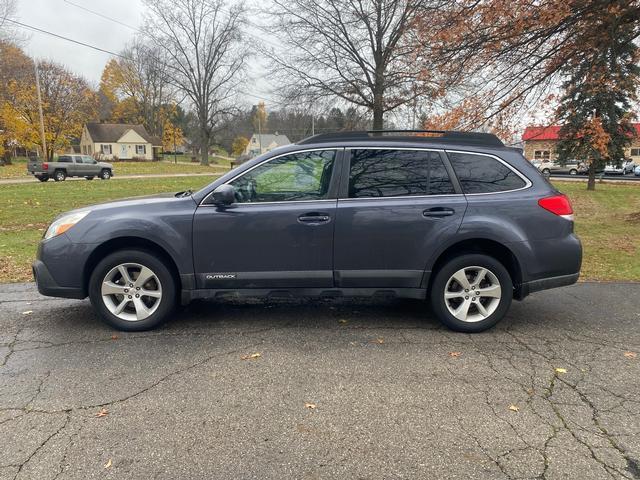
297,130,504,147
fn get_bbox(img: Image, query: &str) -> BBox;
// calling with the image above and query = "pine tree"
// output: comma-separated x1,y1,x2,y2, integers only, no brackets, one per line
556,0,640,190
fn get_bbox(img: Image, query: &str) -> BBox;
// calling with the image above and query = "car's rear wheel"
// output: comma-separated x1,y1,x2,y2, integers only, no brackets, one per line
429,254,512,333
541,168,550,176
53,170,66,182
100,169,111,180
569,169,577,175
89,250,177,331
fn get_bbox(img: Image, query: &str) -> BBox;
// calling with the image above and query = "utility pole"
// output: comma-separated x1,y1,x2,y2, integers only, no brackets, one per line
173,128,177,164
311,114,315,136
258,115,263,154
34,61,47,160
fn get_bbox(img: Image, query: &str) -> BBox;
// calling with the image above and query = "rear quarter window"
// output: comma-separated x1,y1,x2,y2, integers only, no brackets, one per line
448,152,527,194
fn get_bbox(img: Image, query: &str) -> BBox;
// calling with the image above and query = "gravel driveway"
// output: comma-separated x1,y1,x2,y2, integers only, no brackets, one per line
1,282,639,479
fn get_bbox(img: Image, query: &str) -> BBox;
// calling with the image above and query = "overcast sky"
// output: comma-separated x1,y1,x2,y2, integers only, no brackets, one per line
16,0,144,86
14,0,273,108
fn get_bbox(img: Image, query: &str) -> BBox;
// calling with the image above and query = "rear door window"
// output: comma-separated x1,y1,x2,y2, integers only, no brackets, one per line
447,152,527,194
58,156,72,163
348,149,455,198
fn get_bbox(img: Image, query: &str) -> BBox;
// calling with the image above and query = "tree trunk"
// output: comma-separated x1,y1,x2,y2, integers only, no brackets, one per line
200,132,209,166
372,90,384,131
587,161,596,191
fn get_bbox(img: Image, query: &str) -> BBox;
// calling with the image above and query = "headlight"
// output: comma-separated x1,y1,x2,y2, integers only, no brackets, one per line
44,211,90,240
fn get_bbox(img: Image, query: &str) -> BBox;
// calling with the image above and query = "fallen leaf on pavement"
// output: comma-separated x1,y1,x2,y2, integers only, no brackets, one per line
110,335,118,340
21,311,33,315
624,351,637,359
371,337,384,344
104,458,112,469
448,351,462,357
95,408,109,418
508,404,520,412
240,352,261,360
304,402,316,410
338,319,348,325
554,367,567,374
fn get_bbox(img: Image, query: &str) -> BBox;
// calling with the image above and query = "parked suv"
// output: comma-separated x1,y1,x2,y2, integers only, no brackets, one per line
28,155,113,182
33,131,582,333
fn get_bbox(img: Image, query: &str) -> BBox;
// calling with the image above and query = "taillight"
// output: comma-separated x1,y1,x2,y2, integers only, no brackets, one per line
42,163,49,170
538,194,573,220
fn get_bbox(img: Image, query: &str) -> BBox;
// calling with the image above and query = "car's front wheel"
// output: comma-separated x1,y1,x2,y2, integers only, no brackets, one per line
89,250,177,331
100,169,111,180
429,254,512,333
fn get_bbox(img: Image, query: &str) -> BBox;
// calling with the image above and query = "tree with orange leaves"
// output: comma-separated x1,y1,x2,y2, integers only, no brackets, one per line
415,0,640,164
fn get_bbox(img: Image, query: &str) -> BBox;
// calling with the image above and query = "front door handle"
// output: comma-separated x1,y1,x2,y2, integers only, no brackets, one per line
298,212,331,223
423,207,455,218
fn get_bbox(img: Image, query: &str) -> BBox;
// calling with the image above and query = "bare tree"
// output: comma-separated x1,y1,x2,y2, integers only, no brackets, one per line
103,39,175,136
264,0,443,130
142,0,248,165
0,0,19,42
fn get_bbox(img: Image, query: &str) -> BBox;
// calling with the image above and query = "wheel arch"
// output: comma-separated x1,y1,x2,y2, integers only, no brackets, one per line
424,238,523,298
83,237,181,296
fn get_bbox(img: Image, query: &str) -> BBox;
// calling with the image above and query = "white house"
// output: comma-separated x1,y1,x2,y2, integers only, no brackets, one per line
80,123,162,160
244,133,291,157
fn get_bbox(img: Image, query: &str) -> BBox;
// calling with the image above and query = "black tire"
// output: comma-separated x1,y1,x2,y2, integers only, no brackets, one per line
53,170,66,182
89,249,177,331
36,175,49,182
569,169,577,175
541,168,550,175
429,254,512,333
100,169,111,180
85,176,94,180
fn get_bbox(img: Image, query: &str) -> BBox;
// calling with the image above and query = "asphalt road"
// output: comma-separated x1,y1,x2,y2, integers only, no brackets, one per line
1,282,639,480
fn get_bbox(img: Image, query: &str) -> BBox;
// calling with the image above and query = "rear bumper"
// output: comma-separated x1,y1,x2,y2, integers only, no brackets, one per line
516,272,579,299
32,259,86,299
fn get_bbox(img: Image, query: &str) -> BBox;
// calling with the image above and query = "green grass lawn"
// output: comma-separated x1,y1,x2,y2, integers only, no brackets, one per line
0,157,230,179
0,178,637,283
553,181,640,281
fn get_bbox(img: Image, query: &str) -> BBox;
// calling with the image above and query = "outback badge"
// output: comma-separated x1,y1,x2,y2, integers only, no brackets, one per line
206,273,237,280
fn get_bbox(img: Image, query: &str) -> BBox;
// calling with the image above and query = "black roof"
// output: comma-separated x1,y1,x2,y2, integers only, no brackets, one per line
297,130,504,148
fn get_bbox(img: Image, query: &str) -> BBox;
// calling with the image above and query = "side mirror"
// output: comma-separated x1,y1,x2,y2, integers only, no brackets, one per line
211,184,236,206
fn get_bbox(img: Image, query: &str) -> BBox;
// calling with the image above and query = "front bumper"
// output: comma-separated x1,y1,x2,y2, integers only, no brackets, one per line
33,259,85,299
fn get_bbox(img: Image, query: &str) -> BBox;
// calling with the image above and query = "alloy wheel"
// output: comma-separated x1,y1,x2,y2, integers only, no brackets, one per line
101,263,162,321
444,266,502,323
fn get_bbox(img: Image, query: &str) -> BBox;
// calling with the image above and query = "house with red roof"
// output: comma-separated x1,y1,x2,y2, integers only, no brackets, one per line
522,124,640,163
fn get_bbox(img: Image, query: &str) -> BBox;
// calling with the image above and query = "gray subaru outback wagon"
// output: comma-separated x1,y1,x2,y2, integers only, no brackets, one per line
33,130,581,332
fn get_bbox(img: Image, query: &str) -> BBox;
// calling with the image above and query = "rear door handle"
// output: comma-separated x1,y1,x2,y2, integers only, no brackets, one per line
423,207,455,218
298,212,331,223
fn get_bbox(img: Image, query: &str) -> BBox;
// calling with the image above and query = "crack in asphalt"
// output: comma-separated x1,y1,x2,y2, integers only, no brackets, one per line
11,411,71,480
0,327,23,367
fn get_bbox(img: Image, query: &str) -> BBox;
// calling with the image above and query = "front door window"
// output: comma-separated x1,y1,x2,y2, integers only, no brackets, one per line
228,150,336,203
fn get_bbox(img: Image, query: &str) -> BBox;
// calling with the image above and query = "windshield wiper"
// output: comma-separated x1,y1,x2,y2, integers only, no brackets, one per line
175,189,193,198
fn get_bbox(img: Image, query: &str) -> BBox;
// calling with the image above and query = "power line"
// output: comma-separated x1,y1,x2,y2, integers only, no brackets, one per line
63,0,139,31
5,18,127,59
